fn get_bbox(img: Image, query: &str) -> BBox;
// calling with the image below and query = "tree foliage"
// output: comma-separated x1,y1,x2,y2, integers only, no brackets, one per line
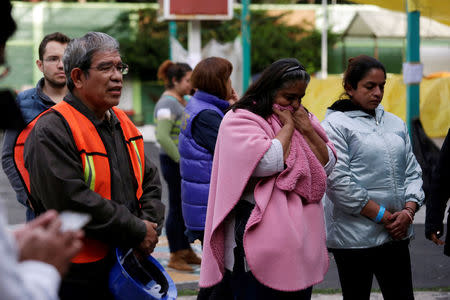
100,9,170,80
100,8,339,80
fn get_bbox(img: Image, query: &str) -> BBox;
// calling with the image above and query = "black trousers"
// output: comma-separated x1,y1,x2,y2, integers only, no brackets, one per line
197,253,313,300
230,247,313,300
330,239,414,300
59,254,115,300
198,200,313,300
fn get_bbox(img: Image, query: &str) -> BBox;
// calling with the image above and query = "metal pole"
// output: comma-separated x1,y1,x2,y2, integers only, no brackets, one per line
406,0,421,137
168,21,177,61
321,0,328,79
241,0,251,93
374,37,378,59
132,78,143,125
187,20,201,68
32,3,44,84
342,36,346,72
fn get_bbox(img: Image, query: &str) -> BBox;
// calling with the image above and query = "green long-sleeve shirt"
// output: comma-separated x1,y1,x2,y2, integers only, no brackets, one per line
154,95,185,163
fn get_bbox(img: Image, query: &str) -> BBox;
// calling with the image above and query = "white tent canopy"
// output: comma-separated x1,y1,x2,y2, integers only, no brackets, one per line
343,9,450,39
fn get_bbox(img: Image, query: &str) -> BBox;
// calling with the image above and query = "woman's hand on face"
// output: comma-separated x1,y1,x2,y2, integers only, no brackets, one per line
292,105,313,134
273,108,294,127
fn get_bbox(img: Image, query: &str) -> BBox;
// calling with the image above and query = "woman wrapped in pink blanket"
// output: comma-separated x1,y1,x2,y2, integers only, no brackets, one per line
199,58,337,300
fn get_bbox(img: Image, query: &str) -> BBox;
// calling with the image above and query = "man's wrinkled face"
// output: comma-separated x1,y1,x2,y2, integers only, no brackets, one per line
77,50,123,115
38,41,67,88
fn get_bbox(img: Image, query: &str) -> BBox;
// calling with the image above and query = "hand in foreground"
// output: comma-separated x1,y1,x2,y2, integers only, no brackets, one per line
429,232,445,246
14,210,83,276
137,220,158,257
384,211,411,240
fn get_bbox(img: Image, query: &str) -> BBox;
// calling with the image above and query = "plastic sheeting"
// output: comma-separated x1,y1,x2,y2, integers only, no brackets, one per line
343,9,450,38
169,38,448,137
303,74,450,138
170,37,244,97
350,0,450,26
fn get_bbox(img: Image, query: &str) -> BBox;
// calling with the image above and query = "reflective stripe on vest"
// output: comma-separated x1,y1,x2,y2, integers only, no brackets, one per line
14,101,145,263
112,107,145,202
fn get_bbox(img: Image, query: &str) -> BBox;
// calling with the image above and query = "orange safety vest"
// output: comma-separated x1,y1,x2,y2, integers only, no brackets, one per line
14,101,145,263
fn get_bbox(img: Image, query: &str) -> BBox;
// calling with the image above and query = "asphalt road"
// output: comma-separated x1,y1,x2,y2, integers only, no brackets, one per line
1,136,449,290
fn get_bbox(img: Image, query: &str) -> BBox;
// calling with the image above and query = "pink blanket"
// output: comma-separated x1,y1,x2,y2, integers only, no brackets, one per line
199,108,333,291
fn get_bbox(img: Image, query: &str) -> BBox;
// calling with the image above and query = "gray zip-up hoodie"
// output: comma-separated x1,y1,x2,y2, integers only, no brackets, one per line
321,100,424,249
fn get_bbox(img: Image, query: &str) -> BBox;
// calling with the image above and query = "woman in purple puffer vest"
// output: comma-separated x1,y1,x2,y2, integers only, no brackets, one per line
179,57,237,245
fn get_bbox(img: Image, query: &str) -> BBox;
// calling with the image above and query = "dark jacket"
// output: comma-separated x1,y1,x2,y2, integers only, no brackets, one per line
1,78,54,220
425,128,450,256
24,92,165,246
412,118,441,203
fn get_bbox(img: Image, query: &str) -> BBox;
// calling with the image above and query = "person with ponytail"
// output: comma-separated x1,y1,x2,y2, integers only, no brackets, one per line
154,60,201,272
322,55,424,299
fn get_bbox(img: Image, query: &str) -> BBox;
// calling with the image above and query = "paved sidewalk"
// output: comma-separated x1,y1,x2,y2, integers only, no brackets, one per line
178,292,450,299
142,128,450,299
153,234,450,300
2,131,449,299
152,234,202,290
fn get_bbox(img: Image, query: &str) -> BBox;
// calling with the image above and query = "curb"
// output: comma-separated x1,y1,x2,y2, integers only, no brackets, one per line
178,292,450,300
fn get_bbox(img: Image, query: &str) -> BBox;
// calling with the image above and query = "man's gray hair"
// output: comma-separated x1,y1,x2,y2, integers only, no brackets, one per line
63,32,120,91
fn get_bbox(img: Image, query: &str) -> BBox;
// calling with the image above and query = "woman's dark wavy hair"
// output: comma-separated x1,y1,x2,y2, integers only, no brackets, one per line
343,55,386,92
231,58,310,119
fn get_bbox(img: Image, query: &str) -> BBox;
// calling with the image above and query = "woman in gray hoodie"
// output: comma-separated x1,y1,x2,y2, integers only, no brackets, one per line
322,55,424,300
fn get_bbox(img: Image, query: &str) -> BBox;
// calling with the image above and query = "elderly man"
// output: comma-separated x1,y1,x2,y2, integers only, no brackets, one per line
21,32,165,299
